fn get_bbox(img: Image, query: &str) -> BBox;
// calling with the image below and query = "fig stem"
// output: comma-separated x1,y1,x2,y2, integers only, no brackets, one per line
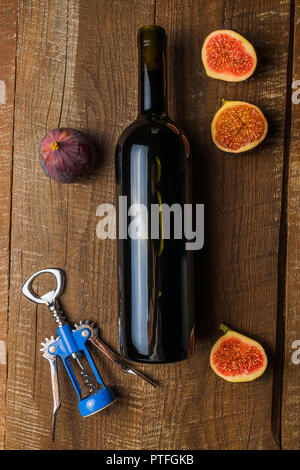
220,323,230,334
51,141,60,151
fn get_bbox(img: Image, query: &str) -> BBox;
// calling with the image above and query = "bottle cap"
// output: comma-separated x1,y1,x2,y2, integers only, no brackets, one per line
138,25,167,48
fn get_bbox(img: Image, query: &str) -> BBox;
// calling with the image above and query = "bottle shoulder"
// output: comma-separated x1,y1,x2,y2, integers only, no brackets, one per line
116,116,191,158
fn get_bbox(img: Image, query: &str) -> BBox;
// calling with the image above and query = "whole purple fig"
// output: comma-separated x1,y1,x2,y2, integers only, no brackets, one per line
39,128,95,183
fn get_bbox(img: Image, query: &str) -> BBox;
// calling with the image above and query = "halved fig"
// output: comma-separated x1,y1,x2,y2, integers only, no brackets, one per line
201,30,257,82
211,100,268,153
210,324,268,383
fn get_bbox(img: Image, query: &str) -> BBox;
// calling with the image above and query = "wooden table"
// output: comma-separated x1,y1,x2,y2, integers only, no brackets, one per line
0,0,299,450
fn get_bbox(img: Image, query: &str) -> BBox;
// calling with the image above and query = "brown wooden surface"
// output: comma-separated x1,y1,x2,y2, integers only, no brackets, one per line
0,0,17,449
0,0,298,450
281,0,300,450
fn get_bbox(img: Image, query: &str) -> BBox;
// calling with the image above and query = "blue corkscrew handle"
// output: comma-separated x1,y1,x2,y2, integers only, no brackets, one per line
47,324,115,417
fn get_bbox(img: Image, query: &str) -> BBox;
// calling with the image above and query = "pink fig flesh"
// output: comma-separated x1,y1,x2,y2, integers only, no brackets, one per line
210,324,268,382
202,30,257,82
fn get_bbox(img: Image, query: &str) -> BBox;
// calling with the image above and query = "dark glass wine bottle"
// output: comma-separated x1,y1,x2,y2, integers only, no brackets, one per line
115,25,194,363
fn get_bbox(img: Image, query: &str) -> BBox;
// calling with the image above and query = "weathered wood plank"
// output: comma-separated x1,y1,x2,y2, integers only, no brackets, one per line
281,0,300,450
154,0,291,449
5,0,294,450
6,0,155,450
0,0,17,449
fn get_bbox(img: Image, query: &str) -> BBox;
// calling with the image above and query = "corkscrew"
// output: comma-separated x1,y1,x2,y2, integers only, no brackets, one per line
21,268,156,440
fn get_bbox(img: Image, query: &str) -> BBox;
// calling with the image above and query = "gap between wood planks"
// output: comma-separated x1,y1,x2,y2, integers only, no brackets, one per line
271,0,296,450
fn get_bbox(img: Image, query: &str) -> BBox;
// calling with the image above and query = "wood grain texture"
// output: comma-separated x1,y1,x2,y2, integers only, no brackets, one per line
6,0,155,450
281,0,300,450
3,0,298,450
0,0,17,449
155,0,290,450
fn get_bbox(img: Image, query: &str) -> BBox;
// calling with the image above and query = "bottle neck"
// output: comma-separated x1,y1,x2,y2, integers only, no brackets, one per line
138,26,167,117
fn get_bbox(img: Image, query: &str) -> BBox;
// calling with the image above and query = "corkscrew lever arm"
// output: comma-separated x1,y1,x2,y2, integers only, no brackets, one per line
40,335,62,442
43,354,61,442
87,330,157,388
49,357,61,442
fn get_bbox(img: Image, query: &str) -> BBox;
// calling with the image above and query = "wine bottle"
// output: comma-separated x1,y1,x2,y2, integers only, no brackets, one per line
115,25,194,363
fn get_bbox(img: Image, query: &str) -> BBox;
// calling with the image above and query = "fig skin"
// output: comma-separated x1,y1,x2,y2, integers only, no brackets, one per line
210,324,268,383
211,100,268,153
39,128,95,183
201,29,257,82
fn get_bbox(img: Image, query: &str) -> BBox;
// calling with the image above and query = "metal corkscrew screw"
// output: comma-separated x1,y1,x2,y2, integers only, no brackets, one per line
21,268,156,441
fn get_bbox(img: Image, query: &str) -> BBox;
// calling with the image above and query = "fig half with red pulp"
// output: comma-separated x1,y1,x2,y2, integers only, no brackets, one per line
201,30,257,82
211,100,268,153
210,324,268,383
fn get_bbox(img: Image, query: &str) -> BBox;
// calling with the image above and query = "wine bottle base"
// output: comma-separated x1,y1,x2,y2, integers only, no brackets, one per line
121,352,191,364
